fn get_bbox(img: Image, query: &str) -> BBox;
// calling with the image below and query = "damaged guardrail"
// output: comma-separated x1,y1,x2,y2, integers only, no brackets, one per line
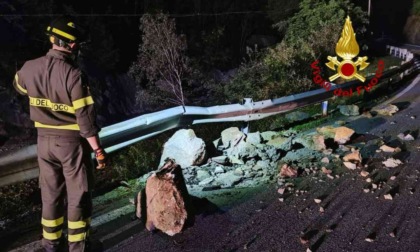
0,53,418,187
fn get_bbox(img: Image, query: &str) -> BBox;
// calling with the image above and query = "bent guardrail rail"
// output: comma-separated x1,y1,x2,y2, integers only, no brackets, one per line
0,53,419,187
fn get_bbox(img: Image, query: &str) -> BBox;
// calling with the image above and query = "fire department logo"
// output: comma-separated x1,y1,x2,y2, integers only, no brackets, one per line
326,16,369,82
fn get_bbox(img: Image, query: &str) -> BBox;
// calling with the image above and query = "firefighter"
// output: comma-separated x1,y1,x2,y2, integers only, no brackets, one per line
13,16,107,251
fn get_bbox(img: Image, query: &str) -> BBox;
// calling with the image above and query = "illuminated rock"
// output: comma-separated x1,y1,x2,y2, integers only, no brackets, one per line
144,160,192,236
160,129,206,168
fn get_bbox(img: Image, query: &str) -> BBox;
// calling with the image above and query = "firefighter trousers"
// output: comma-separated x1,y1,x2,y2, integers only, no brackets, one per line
37,135,94,252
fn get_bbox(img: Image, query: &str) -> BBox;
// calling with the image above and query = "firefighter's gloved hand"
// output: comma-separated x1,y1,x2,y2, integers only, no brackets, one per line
94,147,108,170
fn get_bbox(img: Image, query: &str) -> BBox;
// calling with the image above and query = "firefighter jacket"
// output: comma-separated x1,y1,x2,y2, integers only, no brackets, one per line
13,49,99,138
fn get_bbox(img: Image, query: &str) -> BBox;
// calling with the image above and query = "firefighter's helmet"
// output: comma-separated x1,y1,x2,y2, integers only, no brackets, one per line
46,16,85,46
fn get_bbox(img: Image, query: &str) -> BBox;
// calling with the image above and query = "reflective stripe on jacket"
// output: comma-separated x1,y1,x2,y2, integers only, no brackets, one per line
13,49,99,138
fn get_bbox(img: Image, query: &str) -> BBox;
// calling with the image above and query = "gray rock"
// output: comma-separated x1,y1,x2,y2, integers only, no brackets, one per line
221,127,245,148
261,131,279,141
209,156,229,165
213,138,222,150
246,132,262,145
281,148,322,163
215,171,242,187
266,136,292,151
160,129,206,168
253,160,271,171
196,170,211,181
198,177,214,186
214,166,225,174
338,105,360,116
224,139,258,159
293,134,326,151
372,104,399,116
234,168,244,176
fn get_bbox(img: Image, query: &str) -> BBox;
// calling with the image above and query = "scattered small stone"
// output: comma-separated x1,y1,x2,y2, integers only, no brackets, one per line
366,178,372,183
319,207,325,213
306,248,312,252
390,121,396,125
279,164,298,178
327,174,335,180
372,184,378,189
343,150,362,163
326,229,333,233
364,189,370,193
376,149,381,153
380,145,396,153
389,231,396,238
390,176,396,181
365,238,374,242
277,188,286,195
384,194,393,200
321,157,330,164
360,171,369,177
343,161,357,170
398,133,415,141
334,127,355,144
411,116,416,119
383,158,403,168
372,104,399,116
314,199,322,204
321,167,332,174
279,198,284,202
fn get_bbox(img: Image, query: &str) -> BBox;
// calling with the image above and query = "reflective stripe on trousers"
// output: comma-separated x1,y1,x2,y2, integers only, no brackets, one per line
37,135,94,252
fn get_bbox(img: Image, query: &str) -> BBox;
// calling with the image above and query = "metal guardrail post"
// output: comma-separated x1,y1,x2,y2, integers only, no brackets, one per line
240,98,253,134
321,101,328,116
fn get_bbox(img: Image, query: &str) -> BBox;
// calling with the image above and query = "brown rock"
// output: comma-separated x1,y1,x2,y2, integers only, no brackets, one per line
382,158,403,168
343,161,357,170
144,159,192,236
277,188,286,195
384,194,393,200
343,150,362,163
379,145,395,153
334,127,355,144
279,164,298,178
312,134,326,151
360,171,369,177
321,167,332,174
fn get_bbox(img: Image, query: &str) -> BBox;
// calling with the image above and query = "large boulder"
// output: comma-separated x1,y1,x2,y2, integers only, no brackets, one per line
160,129,206,168
143,160,193,236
